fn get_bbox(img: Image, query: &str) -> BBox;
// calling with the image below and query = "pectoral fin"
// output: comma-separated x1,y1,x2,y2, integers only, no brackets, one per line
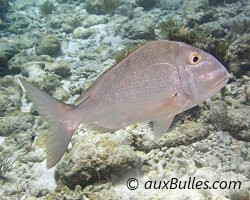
152,115,174,140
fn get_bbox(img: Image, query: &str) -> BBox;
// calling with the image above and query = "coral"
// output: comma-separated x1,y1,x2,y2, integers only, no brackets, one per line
39,0,56,17
85,0,120,15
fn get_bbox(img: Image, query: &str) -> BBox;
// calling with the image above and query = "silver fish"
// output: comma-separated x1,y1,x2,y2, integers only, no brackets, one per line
20,40,229,168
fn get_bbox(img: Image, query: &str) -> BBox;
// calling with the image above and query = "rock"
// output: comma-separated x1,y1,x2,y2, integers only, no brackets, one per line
115,4,134,17
21,61,46,82
85,0,120,15
206,100,228,130
40,74,62,95
198,21,225,38
47,15,82,33
8,52,28,74
45,60,71,77
55,132,138,189
0,0,9,19
118,17,155,40
83,15,109,28
158,120,209,147
225,33,250,77
35,35,61,57
0,40,19,73
135,0,156,10
245,85,250,102
0,112,35,136
72,27,96,39
225,109,250,142
224,77,249,108
223,13,250,34
53,87,70,101
209,0,243,6
0,78,22,117
4,12,32,35
230,190,249,200
156,0,183,10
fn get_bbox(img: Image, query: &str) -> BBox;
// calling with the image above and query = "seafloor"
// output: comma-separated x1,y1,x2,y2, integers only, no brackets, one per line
0,0,249,199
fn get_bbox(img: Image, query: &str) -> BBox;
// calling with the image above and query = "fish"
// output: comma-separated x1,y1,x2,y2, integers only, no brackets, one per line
20,40,229,168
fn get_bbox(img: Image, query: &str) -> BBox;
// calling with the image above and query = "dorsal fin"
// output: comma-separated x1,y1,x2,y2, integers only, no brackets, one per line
75,95,90,105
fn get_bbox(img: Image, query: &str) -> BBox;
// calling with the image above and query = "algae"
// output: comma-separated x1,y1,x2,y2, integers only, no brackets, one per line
39,0,56,17
85,0,120,15
114,41,147,63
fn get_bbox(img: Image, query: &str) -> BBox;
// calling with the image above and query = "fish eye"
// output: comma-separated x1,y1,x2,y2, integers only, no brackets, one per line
189,51,201,64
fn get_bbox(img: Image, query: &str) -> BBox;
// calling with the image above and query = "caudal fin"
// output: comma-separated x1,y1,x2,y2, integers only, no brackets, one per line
20,78,79,168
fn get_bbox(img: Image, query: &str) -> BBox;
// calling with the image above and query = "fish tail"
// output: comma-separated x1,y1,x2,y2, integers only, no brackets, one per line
20,78,79,168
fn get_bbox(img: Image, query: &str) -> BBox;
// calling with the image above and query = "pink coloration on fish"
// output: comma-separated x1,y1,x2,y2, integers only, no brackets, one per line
20,40,229,168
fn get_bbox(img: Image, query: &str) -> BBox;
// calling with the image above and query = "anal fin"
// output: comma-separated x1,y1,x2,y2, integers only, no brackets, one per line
86,122,118,133
152,115,174,140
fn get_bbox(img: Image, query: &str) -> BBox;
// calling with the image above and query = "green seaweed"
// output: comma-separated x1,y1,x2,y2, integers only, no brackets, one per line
39,0,56,17
201,33,235,65
159,18,200,45
159,18,234,66
136,0,156,10
86,0,120,15
0,0,9,19
114,41,146,63
101,0,120,14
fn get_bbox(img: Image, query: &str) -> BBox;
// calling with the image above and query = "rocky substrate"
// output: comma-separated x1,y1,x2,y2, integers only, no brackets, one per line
0,0,249,199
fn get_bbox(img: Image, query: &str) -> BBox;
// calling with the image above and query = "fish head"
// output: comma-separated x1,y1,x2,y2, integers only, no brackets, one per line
177,43,229,103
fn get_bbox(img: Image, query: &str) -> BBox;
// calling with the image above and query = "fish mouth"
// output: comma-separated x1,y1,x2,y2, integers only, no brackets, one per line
209,76,229,90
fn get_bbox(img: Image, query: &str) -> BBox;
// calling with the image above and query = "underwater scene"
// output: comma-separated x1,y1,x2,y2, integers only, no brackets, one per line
0,0,249,199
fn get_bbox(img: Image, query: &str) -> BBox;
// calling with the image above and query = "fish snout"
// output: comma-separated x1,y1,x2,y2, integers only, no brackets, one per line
209,65,229,90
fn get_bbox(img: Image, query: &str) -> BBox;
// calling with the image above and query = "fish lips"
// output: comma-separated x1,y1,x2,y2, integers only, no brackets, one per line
209,76,229,90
